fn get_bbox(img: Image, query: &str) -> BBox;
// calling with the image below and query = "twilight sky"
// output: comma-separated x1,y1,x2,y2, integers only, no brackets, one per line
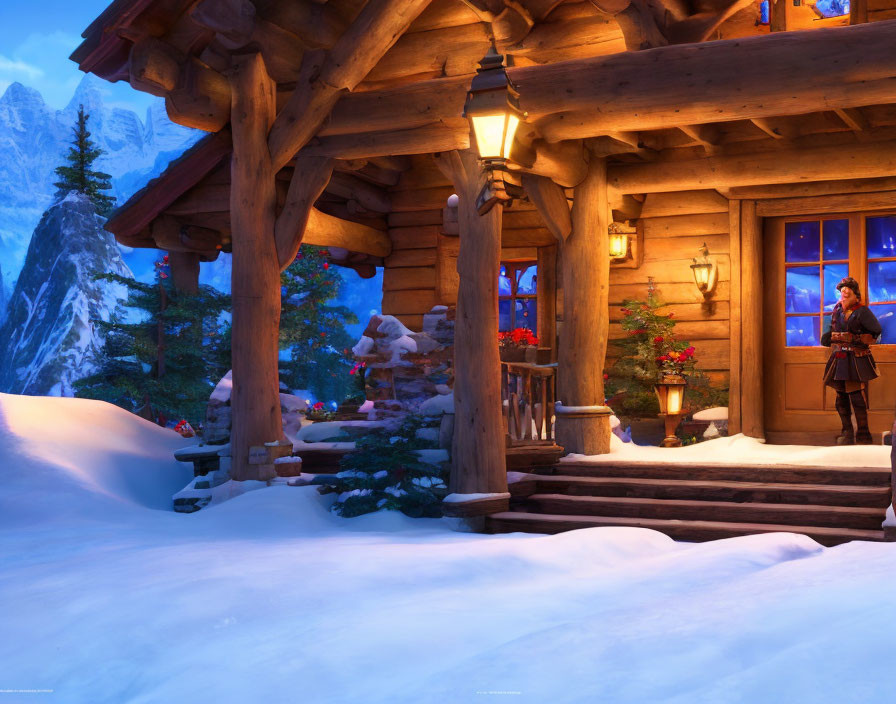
0,1,154,113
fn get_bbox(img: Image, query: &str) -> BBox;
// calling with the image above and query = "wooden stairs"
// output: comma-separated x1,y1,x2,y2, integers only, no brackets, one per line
486,460,893,546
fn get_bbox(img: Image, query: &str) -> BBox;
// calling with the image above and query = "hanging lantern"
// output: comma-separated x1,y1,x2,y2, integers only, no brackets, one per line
463,46,526,214
608,222,631,260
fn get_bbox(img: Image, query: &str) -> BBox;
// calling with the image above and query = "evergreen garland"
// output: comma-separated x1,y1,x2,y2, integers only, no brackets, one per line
316,416,449,518
279,245,359,404
53,105,115,215
74,258,231,426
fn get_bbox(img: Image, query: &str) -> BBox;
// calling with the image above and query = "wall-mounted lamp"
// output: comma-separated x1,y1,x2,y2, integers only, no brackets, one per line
463,46,526,214
608,222,631,260
690,243,717,298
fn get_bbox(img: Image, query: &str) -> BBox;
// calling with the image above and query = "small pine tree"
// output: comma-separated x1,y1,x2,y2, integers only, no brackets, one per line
606,281,725,421
74,258,231,426
316,416,449,518
54,104,115,215
279,245,359,403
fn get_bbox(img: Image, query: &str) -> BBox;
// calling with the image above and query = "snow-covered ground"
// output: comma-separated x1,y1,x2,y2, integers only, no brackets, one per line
1,392,894,704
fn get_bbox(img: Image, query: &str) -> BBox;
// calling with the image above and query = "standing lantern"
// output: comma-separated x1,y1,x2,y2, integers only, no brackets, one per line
654,376,687,447
463,46,526,214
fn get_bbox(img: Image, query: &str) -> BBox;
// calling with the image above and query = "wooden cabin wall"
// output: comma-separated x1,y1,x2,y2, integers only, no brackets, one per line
604,189,732,389
382,156,452,330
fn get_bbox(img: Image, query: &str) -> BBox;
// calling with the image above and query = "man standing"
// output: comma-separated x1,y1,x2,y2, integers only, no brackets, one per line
822,277,883,445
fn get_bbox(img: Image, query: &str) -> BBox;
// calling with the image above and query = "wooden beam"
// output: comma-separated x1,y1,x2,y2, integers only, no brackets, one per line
521,173,571,242
167,250,201,294
725,177,896,200
834,107,870,133
555,155,611,455
608,139,896,194
750,117,787,140
678,124,721,155
740,200,763,439
325,171,391,213
510,20,896,139
268,0,434,171
304,208,393,258
434,149,507,498
229,52,282,481
727,199,742,435
537,243,558,362
274,155,334,270
755,191,896,217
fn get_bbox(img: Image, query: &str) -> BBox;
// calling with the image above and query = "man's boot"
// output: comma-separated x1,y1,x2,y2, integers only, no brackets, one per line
835,391,854,445
849,390,872,444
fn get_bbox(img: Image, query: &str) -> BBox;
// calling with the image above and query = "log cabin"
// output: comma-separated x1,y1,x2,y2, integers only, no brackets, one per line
72,0,896,539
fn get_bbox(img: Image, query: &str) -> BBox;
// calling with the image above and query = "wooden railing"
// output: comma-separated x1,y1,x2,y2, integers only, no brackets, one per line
501,362,556,443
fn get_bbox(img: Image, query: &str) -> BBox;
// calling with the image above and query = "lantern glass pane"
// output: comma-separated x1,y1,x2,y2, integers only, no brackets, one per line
472,114,507,159
693,264,711,288
667,387,683,415
609,234,628,258
502,114,520,160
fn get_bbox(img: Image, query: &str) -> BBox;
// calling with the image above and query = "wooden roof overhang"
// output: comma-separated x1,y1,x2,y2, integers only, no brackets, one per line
101,15,896,265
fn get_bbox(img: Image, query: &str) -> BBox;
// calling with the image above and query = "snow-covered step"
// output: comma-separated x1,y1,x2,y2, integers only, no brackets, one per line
510,475,891,509
484,511,885,547
520,494,886,531
557,460,890,487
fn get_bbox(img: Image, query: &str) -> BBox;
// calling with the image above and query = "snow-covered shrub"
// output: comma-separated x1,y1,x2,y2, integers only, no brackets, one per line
316,415,449,518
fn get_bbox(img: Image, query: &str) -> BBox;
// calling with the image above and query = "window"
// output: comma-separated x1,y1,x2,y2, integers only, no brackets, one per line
499,261,537,333
784,218,848,346
866,216,896,344
784,215,896,346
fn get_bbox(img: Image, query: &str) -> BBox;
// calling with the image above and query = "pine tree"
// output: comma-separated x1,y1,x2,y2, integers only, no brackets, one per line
74,257,231,426
53,104,115,215
315,415,449,518
279,245,359,403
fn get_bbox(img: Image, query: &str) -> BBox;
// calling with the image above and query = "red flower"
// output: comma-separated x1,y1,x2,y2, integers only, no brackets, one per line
603,372,609,381
323,262,329,270
313,402,324,410
668,312,675,318
654,336,664,344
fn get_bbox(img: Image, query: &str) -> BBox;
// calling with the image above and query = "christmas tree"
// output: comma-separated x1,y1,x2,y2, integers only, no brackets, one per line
53,105,115,215
279,245,359,404
74,256,231,426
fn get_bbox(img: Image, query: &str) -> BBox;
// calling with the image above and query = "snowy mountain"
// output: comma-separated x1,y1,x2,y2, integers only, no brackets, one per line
0,74,198,281
0,193,132,396
0,267,8,327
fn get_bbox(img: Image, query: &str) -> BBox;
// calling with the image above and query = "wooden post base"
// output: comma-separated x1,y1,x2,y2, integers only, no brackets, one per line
554,405,612,456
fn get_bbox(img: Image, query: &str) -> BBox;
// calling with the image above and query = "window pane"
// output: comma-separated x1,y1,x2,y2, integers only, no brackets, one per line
786,316,820,347
517,265,537,295
499,299,512,331
515,298,537,335
499,271,512,296
785,266,821,313
815,0,849,17
823,264,848,311
869,304,896,344
785,221,820,263
868,261,896,303
867,216,896,259
823,219,849,260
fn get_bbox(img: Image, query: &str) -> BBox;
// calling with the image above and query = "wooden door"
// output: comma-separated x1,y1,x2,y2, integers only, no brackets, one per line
763,212,896,444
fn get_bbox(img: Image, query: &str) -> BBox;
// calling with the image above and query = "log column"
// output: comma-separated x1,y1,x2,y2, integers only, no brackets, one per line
740,200,764,439
229,53,283,481
434,150,508,505
555,155,612,455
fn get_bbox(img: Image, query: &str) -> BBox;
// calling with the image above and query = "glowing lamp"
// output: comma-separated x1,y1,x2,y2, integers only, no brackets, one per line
691,243,717,298
654,376,687,448
463,47,526,213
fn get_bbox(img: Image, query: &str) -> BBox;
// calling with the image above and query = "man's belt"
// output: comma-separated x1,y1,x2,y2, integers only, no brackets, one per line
832,343,873,357
830,331,857,343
